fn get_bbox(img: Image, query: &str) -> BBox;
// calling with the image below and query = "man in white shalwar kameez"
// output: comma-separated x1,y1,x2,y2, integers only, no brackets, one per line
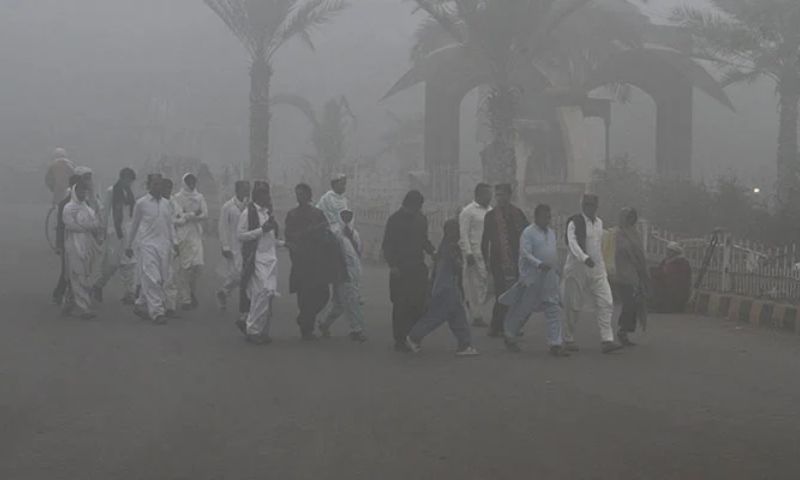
127,174,176,325
63,181,102,319
237,182,279,344
562,194,623,354
216,180,250,311
319,209,367,342
93,168,137,304
459,183,492,327
161,178,181,317
73,166,102,218
173,173,208,310
316,174,349,233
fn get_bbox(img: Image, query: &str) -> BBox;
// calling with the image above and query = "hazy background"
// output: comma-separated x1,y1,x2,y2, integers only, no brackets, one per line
0,0,777,193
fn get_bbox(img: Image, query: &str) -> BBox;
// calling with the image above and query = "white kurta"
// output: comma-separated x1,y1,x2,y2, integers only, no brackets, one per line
238,205,279,336
459,201,491,320
63,197,100,314
316,190,349,233
164,196,182,311
128,195,176,320
98,186,136,295
321,225,366,334
173,188,207,269
562,214,614,343
218,196,246,294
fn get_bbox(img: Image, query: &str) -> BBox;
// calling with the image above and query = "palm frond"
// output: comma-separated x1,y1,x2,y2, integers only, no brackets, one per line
720,67,765,86
411,0,465,45
203,0,258,55
271,0,348,56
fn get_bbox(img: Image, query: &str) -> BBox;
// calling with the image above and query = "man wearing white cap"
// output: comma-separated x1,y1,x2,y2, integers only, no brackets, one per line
317,173,350,233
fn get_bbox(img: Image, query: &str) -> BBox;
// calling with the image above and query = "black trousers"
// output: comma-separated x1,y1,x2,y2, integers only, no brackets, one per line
52,254,69,301
617,284,638,333
489,269,515,335
392,300,427,345
296,284,331,336
390,267,429,344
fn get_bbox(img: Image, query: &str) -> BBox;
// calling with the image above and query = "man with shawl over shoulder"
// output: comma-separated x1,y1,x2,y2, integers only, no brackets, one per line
216,180,250,311
481,184,529,338
62,180,102,319
173,173,208,310
614,207,650,346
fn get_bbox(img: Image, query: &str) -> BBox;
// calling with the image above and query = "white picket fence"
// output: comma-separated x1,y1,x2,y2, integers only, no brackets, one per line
351,202,800,304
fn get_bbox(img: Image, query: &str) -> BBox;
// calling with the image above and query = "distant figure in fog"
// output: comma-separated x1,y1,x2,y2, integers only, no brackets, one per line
500,205,570,357
562,194,622,354
652,242,692,313
237,181,280,344
382,190,435,352
459,183,492,327
319,209,367,343
127,174,176,325
93,168,138,305
173,173,208,310
405,219,479,357
62,180,102,319
161,179,181,319
45,148,76,206
481,184,528,338
52,174,82,306
285,183,345,341
216,180,250,311
317,173,349,233
614,207,650,347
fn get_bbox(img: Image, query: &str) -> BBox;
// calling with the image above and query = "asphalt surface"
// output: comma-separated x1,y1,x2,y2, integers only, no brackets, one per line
2,202,800,480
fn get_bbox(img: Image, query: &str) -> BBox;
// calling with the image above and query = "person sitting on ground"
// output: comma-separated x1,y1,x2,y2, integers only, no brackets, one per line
405,219,480,357
651,242,692,313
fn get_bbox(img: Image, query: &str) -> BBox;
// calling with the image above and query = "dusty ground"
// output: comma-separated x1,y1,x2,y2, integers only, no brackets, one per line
2,202,800,480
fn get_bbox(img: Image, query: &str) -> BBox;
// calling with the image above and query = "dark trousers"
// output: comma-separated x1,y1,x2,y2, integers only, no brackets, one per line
296,284,331,336
390,267,428,344
489,269,515,335
617,284,638,333
52,254,69,302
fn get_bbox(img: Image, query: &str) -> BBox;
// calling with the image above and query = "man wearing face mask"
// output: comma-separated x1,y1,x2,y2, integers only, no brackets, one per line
216,180,251,311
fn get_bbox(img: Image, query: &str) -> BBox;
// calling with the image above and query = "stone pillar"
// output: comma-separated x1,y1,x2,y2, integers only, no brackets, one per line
655,79,693,179
424,81,461,202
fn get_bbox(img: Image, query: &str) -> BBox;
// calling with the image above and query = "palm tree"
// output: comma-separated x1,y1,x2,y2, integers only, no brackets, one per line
673,0,800,206
407,0,592,185
203,0,347,179
271,94,356,192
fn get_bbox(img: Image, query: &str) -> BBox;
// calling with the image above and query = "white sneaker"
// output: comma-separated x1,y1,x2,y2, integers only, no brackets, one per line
455,346,480,357
405,336,421,353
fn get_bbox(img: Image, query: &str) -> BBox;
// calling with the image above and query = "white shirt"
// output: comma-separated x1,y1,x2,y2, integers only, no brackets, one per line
219,197,246,253
566,214,606,278
459,201,491,257
237,205,278,258
127,195,176,251
317,190,349,232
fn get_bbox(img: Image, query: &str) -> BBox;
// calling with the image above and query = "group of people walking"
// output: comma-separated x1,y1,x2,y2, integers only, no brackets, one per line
386,184,652,357
50,153,654,358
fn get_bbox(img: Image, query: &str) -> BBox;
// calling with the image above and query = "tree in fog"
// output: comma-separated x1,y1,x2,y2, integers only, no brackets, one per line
203,0,347,179
272,94,356,191
674,0,800,207
409,0,591,185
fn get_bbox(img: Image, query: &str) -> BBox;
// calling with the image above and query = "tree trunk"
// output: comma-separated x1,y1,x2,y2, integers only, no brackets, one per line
482,85,518,190
250,55,273,180
777,83,799,207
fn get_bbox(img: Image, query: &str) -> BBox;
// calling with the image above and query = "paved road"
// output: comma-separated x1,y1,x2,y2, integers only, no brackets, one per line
2,203,800,479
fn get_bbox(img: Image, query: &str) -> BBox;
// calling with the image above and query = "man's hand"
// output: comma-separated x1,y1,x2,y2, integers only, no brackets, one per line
538,263,552,272
125,249,134,259
466,254,476,267
222,249,234,260
585,257,596,268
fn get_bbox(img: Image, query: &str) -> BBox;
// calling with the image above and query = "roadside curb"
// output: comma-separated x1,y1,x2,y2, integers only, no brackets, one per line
692,291,798,335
